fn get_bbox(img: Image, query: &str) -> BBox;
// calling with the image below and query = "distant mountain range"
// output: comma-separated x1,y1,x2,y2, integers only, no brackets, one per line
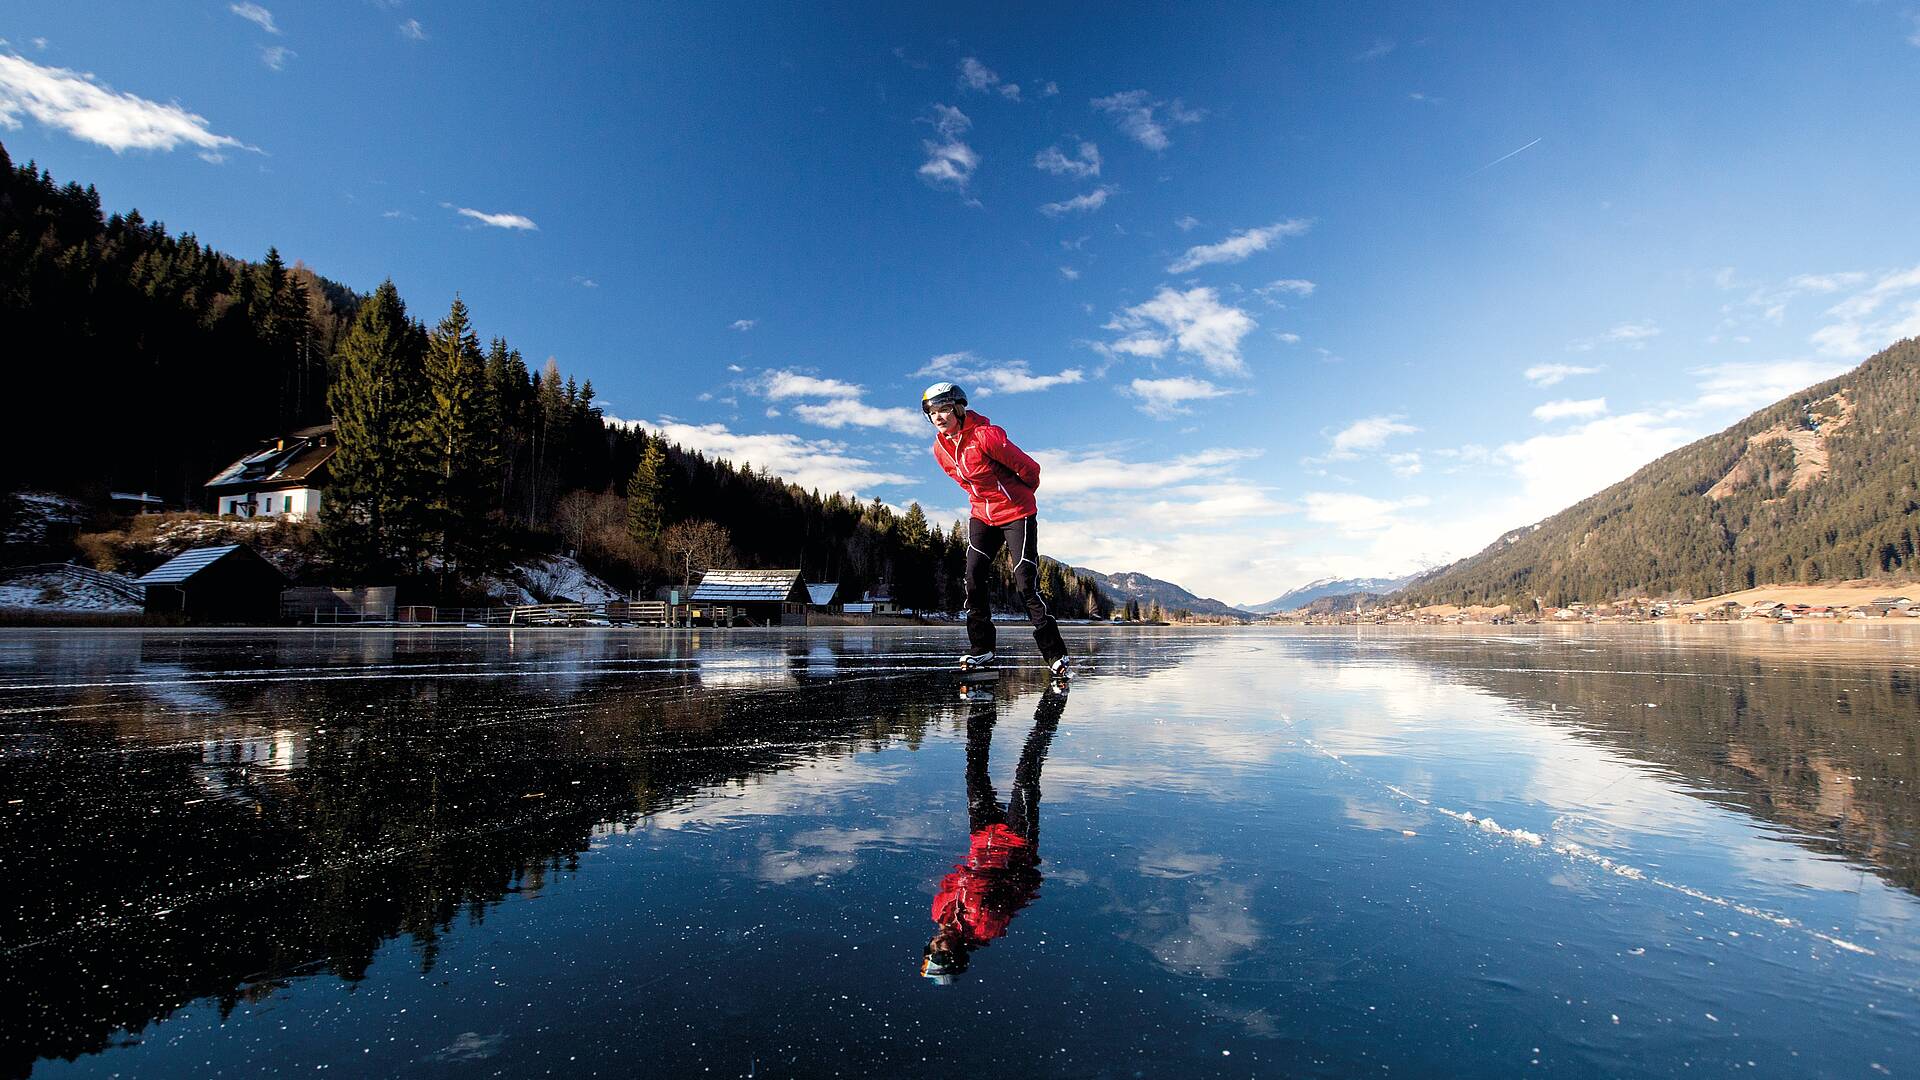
1071,567,1252,619
1243,574,1422,614
1403,337,1920,607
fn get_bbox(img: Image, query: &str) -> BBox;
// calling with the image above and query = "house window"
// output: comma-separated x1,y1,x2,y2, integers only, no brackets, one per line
284,495,292,513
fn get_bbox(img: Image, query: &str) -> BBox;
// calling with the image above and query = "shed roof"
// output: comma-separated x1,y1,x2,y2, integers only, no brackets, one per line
806,583,839,606
691,569,807,603
135,545,245,585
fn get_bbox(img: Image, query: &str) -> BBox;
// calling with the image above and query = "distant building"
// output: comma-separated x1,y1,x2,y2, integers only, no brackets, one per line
205,424,337,521
844,584,901,615
690,569,810,626
109,491,168,515
134,544,288,623
805,582,840,612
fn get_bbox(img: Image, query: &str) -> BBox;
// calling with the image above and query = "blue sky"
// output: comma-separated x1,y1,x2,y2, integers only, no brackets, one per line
5,2,1920,605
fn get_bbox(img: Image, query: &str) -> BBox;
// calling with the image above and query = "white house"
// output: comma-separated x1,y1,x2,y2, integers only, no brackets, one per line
205,424,337,522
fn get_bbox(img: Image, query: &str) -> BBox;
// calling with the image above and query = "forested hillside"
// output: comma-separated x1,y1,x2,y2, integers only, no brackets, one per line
1403,337,1920,607
0,142,1113,616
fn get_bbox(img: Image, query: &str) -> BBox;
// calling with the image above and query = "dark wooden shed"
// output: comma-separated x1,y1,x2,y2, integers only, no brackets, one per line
134,544,289,624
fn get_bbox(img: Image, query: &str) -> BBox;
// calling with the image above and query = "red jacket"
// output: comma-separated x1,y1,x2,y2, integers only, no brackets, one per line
933,412,1041,526
930,823,1040,944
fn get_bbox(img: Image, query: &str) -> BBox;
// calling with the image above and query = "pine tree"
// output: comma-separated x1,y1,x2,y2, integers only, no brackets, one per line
421,296,497,583
626,439,668,544
322,281,429,577
901,503,930,548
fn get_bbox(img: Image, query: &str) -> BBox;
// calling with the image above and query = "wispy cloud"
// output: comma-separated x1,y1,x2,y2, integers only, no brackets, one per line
1174,215,1199,232
571,275,598,288
260,45,294,71
230,3,281,34
958,57,1020,101
399,18,426,41
759,370,865,400
1523,362,1601,387
1568,322,1659,352
730,318,756,332
1305,492,1429,534
1257,278,1316,299
454,206,537,230
1328,415,1418,458
1127,376,1230,418
919,351,1084,395
749,368,925,434
1091,89,1204,152
1040,186,1111,216
1033,140,1100,179
611,417,910,497
1104,287,1257,376
1810,264,1920,358
916,103,978,201
1691,360,1851,412
1355,39,1395,61
1059,266,1080,280
1167,220,1311,273
1386,452,1423,477
0,54,257,159
1531,397,1608,422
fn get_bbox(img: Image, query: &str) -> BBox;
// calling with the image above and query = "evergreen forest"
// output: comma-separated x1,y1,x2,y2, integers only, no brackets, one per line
0,142,1113,618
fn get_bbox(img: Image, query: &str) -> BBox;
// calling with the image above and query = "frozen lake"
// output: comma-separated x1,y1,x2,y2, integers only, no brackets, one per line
3,625,1918,1077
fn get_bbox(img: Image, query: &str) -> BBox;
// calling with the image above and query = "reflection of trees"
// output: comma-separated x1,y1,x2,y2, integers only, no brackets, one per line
1405,638,1920,896
2,640,1016,1079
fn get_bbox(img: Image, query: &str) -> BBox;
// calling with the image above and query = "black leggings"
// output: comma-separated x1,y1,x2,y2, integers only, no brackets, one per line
965,514,1067,662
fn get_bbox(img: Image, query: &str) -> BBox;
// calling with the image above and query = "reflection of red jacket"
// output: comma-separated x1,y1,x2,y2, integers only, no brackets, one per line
933,412,1040,526
931,824,1040,944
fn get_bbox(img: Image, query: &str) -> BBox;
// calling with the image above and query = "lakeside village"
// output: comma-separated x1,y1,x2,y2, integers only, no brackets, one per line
5,426,1915,631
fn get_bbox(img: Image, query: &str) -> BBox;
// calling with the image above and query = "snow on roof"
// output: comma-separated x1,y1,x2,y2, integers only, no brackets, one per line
134,545,243,585
806,583,839,606
691,569,806,603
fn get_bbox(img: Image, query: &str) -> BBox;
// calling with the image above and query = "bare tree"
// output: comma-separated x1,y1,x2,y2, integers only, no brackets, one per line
661,519,736,586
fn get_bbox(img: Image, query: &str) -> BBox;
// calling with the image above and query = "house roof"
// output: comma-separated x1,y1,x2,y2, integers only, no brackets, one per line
135,545,245,585
806,583,839,605
206,425,337,491
691,569,807,603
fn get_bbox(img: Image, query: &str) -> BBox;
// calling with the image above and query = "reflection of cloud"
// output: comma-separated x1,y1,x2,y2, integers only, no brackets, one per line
1129,881,1263,978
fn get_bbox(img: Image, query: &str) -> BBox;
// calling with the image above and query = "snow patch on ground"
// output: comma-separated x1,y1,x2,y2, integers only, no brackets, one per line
4,492,87,546
480,554,626,605
0,570,142,613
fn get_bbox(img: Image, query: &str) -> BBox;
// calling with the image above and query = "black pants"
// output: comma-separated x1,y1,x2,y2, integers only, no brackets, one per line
965,514,1067,662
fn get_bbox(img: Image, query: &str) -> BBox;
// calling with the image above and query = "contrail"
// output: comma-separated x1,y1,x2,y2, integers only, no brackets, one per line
1467,136,1542,177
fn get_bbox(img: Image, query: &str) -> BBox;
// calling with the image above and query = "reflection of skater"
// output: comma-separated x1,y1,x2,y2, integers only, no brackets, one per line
922,382,1071,680
921,689,1068,982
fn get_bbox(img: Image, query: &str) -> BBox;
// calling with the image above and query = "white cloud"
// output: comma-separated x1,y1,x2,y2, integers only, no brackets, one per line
1126,376,1230,418
1691,360,1851,412
1059,266,1080,280
1569,321,1660,351
1355,39,1396,61
759,369,865,400
0,54,257,157
572,275,598,288
918,351,1084,395
1329,415,1418,457
791,399,925,435
1258,278,1316,299
260,45,294,70
1040,186,1111,216
1090,89,1204,152
1032,447,1259,497
1033,141,1101,179
1811,264,1920,359
1909,13,1920,47
455,206,537,230
399,18,426,41
230,3,281,34
730,319,756,331
1386,452,1423,477
1042,81,1059,96
1175,215,1199,232
1523,362,1601,387
916,103,978,199
958,56,1019,100
1785,272,1867,293
1531,397,1608,422
1167,220,1311,273
1304,492,1429,533
1275,332,1302,344
611,418,911,497
1104,286,1257,375
1497,411,1694,516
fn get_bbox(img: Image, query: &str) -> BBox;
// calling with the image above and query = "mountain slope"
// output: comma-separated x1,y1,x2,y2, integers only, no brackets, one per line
1071,567,1252,619
1402,338,1920,607
1247,574,1418,613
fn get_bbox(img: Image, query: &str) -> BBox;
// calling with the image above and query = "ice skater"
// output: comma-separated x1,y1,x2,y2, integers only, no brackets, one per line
921,381,1071,681
919,688,1067,983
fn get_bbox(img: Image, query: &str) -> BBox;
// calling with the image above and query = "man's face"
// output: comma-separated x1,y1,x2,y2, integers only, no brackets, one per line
930,403,964,434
